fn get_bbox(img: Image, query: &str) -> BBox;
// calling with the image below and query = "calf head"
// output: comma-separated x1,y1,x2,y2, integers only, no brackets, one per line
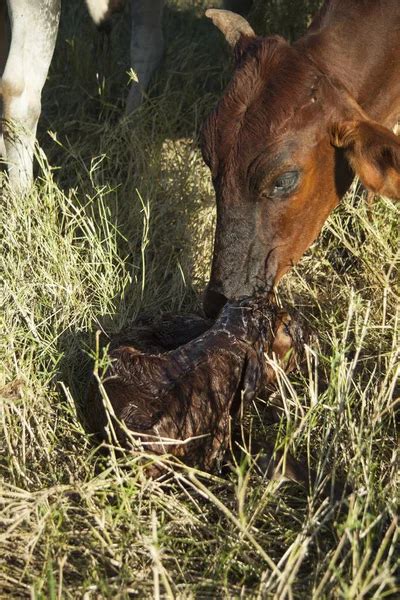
265,307,309,384
220,296,309,400
203,10,400,317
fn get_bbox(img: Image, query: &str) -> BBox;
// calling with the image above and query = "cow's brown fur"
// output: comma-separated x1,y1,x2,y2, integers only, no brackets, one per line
203,1,400,316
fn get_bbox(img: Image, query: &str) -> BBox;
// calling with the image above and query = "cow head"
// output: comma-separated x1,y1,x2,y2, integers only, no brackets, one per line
202,10,400,317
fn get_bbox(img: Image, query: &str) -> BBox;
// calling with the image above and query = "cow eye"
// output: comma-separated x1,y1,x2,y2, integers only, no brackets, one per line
271,170,299,196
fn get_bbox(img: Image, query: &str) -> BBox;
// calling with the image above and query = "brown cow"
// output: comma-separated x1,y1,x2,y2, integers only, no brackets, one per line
202,2,400,316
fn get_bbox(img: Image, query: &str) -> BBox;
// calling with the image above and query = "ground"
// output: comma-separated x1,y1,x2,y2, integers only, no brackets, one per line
1,1,399,597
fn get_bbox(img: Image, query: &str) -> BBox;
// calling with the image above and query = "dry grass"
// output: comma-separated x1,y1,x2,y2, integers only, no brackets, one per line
1,1,399,597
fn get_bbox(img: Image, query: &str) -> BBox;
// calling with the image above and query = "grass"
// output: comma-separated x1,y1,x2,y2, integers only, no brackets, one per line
1,0,399,597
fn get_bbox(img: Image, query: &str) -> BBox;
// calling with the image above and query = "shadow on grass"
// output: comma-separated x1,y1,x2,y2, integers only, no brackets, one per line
37,2,227,412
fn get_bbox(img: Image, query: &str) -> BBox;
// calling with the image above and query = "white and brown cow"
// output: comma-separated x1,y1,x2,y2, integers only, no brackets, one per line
0,0,165,191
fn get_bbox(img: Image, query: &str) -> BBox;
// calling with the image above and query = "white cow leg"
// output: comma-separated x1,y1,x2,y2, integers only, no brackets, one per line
125,0,164,115
1,0,60,192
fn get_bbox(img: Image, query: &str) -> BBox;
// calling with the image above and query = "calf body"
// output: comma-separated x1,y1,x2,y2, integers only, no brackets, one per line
203,1,400,316
86,299,307,475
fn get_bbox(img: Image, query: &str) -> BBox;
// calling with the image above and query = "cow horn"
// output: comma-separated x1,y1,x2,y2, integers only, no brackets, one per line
205,9,255,47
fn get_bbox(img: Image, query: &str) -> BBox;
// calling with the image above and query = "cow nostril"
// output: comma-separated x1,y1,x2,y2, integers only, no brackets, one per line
203,288,227,318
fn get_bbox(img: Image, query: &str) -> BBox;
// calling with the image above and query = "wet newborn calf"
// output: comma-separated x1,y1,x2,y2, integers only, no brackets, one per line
86,297,307,476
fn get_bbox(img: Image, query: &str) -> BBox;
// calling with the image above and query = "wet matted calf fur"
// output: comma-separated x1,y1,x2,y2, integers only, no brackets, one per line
85,296,309,477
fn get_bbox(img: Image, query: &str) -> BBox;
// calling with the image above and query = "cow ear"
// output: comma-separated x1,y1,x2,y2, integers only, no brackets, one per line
205,9,255,48
331,120,400,199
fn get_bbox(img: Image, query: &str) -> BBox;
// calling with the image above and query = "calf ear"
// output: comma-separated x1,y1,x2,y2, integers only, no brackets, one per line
242,350,262,403
205,9,255,48
331,120,400,199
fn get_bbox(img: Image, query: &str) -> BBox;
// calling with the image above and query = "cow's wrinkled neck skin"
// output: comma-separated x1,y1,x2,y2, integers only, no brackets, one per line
301,0,400,127
203,0,400,317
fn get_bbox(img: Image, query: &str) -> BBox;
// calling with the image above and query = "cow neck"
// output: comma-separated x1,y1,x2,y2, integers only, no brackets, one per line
296,10,400,127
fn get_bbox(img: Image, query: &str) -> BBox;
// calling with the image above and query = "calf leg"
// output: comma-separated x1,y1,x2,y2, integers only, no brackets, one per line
256,443,349,501
0,0,60,192
125,0,164,115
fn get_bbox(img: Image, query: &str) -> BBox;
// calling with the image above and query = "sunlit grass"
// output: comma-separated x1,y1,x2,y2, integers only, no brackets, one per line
1,0,399,597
